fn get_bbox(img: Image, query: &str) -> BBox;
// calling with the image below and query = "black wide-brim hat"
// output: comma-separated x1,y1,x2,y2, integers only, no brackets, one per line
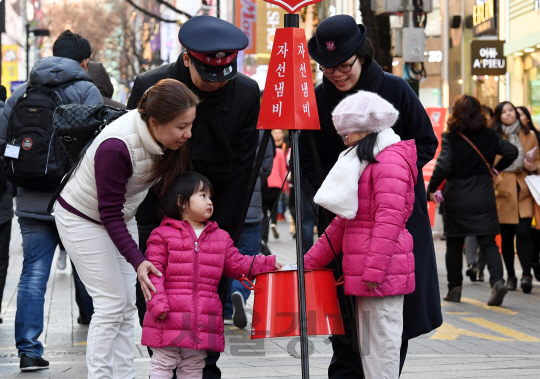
179,15,248,82
308,15,367,67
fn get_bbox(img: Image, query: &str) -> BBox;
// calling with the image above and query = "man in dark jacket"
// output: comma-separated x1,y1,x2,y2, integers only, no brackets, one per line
299,15,443,378
127,16,260,379
0,30,103,371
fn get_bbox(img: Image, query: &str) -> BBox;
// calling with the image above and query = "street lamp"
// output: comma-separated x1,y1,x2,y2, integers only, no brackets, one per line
26,25,50,80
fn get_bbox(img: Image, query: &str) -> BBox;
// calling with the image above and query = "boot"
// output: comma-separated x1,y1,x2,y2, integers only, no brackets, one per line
506,276,517,291
521,275,533,294
488,280,508,306
444,286,461,302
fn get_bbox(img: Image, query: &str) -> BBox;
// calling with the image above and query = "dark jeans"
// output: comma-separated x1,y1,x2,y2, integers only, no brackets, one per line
500,218,534,278
446,235,504,289
224,222,261,319
530,229,540,266
72,261,93,320
0,220,12,315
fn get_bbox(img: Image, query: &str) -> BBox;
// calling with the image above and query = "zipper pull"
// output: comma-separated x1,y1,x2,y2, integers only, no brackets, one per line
194,241,199,252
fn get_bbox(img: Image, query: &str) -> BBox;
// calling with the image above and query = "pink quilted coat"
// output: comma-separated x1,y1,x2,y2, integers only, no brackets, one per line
305,140,418,297
141,217,276,352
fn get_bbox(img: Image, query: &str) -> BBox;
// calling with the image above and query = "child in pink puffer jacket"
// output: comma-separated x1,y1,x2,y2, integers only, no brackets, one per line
304,91,417,379
142,172,282,379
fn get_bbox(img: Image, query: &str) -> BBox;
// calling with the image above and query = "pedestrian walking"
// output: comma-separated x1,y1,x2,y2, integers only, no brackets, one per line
0,30,103,371
141,172,281,379
427,95,518,305
127,17,261,377
305,91,417,379
267,140,289,239
299,14,442,376
493,101,540,293
516,106,540,281
223,131,274,329
54,79,197,378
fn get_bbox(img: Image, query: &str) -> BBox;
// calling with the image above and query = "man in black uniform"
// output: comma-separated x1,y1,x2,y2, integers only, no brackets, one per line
127,16,260,379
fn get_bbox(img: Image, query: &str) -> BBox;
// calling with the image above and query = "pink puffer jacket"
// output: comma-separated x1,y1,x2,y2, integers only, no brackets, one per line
305,140,418,297
141,217,276,352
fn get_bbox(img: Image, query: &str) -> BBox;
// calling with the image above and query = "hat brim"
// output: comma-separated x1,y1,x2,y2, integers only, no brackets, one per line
191,56,237,82
308,24,367,67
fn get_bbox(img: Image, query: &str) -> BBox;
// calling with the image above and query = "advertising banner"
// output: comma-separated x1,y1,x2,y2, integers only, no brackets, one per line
236,0,257,55
2,45,18,97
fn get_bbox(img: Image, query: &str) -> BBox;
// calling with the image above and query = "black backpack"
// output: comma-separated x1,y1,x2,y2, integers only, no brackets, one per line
3,81,77,191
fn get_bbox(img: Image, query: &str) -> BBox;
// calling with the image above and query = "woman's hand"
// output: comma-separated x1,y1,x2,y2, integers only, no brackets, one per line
157,311,168,321
137,260,162,301
365,281,379,290
523,157,537,173
275,262,284,271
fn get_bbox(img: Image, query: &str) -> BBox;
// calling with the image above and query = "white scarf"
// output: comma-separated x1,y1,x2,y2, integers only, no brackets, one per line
314,128,401,219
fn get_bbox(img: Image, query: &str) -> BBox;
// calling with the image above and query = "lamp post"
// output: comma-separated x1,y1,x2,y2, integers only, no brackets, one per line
26,25,49,80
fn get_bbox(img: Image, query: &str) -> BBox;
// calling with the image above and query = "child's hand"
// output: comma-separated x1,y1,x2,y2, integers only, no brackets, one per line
157,312,168,320
275,262,284,270
365,281,379,290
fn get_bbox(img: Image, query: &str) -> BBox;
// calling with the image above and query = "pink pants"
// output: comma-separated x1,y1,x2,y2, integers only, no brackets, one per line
150,347,207,379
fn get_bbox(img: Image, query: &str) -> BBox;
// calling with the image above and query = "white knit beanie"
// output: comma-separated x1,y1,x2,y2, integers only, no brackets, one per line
332,91,399,136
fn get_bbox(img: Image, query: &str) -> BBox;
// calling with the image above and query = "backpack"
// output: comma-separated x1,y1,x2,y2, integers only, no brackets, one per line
46,103,127,213
3,81,78,191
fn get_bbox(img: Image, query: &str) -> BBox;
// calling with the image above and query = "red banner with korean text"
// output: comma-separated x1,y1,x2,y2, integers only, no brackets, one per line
424,107,447,227
236,0,257,55
258,28,319,130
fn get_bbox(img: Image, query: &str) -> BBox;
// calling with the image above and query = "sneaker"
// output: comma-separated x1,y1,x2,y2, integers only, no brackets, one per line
271,224,280,239
20,355,49,371
224,318,233,325
521,276,533,294
57,250,67,270
443,286,461,302
487,280,508,306
231,291,247,329
277,213,285,222
465,264,478,282
507,276,517,291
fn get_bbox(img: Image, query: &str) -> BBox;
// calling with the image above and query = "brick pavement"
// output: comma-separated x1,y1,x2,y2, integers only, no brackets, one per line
1,217,540,378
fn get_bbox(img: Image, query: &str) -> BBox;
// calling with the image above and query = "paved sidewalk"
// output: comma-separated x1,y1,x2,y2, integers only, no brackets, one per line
1,217,540,378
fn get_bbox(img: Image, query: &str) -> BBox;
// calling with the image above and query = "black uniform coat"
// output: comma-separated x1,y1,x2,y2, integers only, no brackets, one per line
127,56,260,238
428,128,518,237
299,61,443,341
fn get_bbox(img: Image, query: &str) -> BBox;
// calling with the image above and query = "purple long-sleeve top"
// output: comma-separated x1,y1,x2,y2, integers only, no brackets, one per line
59,138,146,269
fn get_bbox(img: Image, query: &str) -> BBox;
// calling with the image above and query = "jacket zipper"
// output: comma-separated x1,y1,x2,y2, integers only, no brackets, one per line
193,237,199,349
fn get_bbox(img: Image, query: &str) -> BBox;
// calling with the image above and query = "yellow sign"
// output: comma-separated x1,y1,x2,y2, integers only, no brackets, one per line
256,0,287,65
473,0,494,26
2,45,19,97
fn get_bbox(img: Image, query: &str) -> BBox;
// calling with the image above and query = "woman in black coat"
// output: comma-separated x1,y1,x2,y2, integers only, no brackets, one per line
428,95,518,306
299,14,442,378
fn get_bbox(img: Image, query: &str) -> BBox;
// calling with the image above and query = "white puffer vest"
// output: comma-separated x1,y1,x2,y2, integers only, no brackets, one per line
59,110,163,222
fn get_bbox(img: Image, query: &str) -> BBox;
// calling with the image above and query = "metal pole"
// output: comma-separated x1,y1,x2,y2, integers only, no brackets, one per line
291,130,310,379
284,12,309,379
26,23,29,80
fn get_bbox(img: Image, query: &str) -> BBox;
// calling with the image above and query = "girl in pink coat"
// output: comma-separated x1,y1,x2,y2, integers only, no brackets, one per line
142,172,282,379
304,91,417,379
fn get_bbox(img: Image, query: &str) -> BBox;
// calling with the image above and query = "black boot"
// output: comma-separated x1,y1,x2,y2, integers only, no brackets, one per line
488,280,508,306
507,276,517,291
465,264,478,282
521,276,533,294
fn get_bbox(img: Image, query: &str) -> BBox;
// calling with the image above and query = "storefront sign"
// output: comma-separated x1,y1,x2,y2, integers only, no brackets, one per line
472,0,497,37
471,40,506,76
236,0,257,55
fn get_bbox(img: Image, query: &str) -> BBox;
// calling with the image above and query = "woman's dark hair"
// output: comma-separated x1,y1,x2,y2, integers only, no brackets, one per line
446,95,486,133
481,105,494,119
492,101,530,135
138,79,199,195
517,106,538,132
52,30,93,63
355,38,375,66
161,172,213,220
346,132,379,164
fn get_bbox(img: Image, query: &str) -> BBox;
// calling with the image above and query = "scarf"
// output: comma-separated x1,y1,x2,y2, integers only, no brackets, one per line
314,128,401,219
502,120,524,172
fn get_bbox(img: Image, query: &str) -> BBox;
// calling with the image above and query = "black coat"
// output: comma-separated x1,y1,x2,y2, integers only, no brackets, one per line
127,56,260,238
428,128,518,237
299,61,443,341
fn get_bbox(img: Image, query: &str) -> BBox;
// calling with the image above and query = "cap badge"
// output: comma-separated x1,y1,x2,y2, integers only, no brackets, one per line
216,52,226,58
326,41,336,52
